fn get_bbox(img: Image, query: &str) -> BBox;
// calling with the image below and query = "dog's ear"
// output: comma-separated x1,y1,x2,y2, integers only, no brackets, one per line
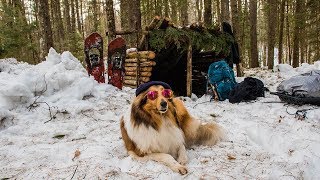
131,92,160,130
139,95,147,107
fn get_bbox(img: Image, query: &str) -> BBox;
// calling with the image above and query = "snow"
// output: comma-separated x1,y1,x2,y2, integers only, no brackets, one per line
1,49,320,179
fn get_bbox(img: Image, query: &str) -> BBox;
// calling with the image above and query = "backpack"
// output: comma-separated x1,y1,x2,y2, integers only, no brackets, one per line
229,77,265,103
207,60,237,101
271,70,320,106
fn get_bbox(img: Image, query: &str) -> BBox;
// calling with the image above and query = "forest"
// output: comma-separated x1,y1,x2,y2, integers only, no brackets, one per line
0,0,319,69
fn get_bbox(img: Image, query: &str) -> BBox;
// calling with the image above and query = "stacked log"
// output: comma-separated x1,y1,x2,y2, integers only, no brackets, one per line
123,51,156,88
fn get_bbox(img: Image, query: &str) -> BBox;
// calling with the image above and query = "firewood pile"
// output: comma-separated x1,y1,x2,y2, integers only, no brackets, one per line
123,51,156,88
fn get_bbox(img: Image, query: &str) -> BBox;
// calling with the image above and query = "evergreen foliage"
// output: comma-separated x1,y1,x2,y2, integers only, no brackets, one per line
149,26,233,55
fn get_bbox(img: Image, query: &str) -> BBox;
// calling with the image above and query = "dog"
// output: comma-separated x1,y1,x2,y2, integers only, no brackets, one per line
120,81,224,174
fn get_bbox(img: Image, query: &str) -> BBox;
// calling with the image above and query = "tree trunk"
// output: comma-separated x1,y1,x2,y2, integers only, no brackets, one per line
180,0,188,26
196,0,202,22
299,0,306,63
204,0,212,26
170,0,178,24
52,0,65,49
267,0,277,69
70,0,76,32
292,0,302,68
131,0,142,46
39,0,54,54
221,0,230,22
164,0,169,17
75,0,82,33
92,0,99,32
249,0,258,68
286,2,291,65
278,0,285,64
63,0,71,33
106,0,116,43
216,0,221,25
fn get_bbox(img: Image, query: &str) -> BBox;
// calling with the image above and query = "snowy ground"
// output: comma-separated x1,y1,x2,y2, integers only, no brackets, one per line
0,48,320,179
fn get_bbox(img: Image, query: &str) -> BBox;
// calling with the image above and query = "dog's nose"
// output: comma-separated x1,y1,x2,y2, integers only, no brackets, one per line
160,100,167,108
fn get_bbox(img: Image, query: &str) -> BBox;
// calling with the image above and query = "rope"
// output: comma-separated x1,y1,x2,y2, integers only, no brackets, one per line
285,105,318,120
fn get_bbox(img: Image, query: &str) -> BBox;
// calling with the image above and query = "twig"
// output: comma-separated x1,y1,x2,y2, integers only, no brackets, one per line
193,100,211,108
81,111,99,121
70,165,78,180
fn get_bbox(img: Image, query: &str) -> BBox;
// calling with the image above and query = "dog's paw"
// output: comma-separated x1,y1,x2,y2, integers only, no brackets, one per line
177,154,188,165
172,164,188,175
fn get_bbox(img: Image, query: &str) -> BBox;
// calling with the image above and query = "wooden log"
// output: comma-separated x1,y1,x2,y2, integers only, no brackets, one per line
126,51,156,59
186,42,192,97
125,61,156,67
125,71,152,76
124,80,139,86
125,58,149,63
123,83,137,88
124,76,150,82
125,66,153,72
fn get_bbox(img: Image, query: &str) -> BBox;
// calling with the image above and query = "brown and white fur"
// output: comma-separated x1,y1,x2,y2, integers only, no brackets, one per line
120,85,225,174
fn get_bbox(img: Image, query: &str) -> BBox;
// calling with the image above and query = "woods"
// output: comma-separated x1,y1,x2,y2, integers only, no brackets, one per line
0,0,319,69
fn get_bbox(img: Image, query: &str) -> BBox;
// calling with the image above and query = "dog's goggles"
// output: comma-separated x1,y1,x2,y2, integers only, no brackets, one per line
147,89,173,100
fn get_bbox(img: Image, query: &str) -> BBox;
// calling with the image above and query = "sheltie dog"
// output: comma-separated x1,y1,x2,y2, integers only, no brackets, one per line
120,82,224,174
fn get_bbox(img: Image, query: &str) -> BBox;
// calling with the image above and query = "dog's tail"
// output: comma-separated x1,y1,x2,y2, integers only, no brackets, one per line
195,122,225,146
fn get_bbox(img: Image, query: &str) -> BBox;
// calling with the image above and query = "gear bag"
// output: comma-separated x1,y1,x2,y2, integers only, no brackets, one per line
207,60,237,101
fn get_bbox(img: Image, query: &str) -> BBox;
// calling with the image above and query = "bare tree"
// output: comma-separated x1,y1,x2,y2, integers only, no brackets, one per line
249,0,258,67
39,0,54,54
267,0,277,69
204,0,212,26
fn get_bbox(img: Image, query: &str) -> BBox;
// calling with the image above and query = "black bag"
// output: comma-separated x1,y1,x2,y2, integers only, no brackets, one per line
229,77,265,103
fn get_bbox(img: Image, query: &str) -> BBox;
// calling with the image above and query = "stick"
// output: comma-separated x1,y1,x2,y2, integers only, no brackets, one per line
70,165,78,180
186,42,192,97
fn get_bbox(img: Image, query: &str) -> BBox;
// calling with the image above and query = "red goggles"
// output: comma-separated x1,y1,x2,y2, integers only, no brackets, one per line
146,89,173,100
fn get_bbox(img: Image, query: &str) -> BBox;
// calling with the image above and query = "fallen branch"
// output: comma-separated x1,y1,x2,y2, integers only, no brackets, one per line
70,165,78,180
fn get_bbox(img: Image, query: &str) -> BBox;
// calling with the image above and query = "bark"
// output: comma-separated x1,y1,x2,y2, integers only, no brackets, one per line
63,0,71,33
92,0,99,32
278,0,285,64
299,0,306,63
267,0,277,69
75,0,82,33
39,0,54,54
204,0,212,26
249,0,258,67
70,0,76,32
221,0,230,22
292,0,302,68
286,2,291,65
106,0,116,43
196,0,202,22
180,0,188,26
216,0,221,25
170,0,178,24
164,0,169,17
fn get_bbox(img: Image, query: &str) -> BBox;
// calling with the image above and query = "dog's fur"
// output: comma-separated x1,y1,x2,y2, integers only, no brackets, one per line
120,85,224,174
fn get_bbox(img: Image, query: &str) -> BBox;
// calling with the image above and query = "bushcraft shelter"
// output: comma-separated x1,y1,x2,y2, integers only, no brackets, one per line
109,17,236,97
